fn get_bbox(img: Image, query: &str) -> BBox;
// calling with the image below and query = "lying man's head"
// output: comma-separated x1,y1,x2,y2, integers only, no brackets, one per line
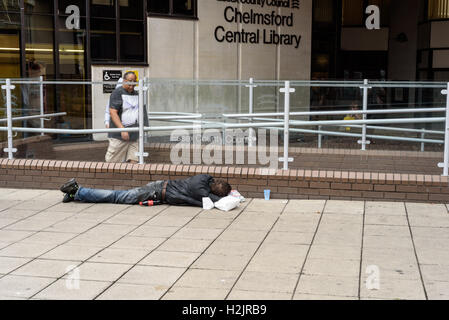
210,180,232,197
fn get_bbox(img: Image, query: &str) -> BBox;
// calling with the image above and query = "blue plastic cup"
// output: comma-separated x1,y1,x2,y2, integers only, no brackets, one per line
264,189,271,201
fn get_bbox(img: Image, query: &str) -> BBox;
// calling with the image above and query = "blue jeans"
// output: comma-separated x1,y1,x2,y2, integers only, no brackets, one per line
74,181,164,205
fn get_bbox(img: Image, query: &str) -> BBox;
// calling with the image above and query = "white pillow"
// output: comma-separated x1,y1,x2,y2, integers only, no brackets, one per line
214,196,241,212
202,197,215,210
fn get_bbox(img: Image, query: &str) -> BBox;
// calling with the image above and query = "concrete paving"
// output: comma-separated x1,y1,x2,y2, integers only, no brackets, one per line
0,188,448,300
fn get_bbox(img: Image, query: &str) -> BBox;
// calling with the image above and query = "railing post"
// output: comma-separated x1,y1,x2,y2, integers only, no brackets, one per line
136,79,149,165
359,79,372,151
1,79,17,159
440,83,449,176
144,77,149,144
318,125,322,149
279,81,295,170
421,128,425,152
246,78,257,147
40,76,44,136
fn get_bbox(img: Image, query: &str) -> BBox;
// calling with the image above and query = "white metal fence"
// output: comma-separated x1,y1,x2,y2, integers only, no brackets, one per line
1,78,448,176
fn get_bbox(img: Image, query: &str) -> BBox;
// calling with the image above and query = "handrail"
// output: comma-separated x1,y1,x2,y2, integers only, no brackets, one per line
1,77,448,176
0,112,67,123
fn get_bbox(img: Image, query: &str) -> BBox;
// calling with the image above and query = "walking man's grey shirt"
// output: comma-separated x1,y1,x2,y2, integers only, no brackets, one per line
108,86,139,141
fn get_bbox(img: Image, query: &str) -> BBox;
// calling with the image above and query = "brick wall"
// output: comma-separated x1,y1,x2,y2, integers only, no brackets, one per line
0,159,448,203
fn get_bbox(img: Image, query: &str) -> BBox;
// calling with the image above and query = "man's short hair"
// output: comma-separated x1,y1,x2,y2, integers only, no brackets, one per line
123,71,136,81
210,179,232,197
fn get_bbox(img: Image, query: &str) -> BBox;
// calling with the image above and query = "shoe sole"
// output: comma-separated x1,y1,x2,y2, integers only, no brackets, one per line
60,178,78,194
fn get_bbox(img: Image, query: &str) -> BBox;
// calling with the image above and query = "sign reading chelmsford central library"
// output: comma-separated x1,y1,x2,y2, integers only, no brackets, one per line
214,0,302,48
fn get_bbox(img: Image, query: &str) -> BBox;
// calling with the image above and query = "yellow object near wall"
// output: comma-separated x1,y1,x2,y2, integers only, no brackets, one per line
344,115,356,131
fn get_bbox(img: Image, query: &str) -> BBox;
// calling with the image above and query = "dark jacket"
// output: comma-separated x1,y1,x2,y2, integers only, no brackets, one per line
165,174,222,207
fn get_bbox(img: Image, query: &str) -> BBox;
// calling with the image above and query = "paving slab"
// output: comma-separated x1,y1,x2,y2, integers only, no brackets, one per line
157,238,212,253
233,271,299,294
174,269,240,290
295,274,359,297
11,259,79,278
423,280,449,300
61,262,132,282
293,293,358,300
118,265,185,287
162,286,229,300
0,275,56,299
324,200,364,215
283,200,326,215
139,250,200,268
359,278,426,300
33,279,112,300
0,218,19,229
0,242,58,259
88,247,150,264
421,264,449,282
97,283,166,300
0,257,32,274
40,244,104,262
2,188,449,300
365,201,406,216
302,258,360,277
228,290,292,300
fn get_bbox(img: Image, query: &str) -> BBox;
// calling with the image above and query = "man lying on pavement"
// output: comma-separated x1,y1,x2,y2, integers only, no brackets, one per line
59,174,232,207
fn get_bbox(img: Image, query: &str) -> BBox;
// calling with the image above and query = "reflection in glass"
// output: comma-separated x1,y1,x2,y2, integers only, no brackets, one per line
0,14,22,141
23,14,56,133
25,0,53,14
57,16,87,136
173,0,194,16
120,0,143,19
120,20,144,62
91,0,115,18
91,18,117,61
147,0,169,14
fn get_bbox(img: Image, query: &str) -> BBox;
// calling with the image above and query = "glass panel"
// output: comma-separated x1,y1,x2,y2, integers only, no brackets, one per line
434,70,449,81
342,0,363,26
0,0,20,11
57,16,88,136
23,14,56,133
120,20,144,62
417,50,429,69
58,0,86,17
120,0,144,20
369,0,391,26
314,0,334,24
24,15,55,78
0,11,21,28
0,30,21,142
147,0,169,15
428,0,449,20
25,0,53,14
91,18,117,60
173,0,194,16
90,0,116,18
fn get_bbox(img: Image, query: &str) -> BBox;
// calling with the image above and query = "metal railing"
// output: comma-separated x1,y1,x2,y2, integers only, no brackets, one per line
1,78,448,176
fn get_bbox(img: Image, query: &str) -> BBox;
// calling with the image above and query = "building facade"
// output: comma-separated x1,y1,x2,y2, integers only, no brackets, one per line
0,0,448,140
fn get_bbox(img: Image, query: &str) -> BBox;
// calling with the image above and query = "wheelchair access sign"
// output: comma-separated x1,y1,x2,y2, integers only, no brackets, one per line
103,70,122,94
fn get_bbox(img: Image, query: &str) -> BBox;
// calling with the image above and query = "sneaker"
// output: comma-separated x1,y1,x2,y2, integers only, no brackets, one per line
63,193,75,203
60,178,79,195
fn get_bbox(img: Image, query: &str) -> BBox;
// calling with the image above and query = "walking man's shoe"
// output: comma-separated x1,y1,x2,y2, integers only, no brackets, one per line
60,178,79,196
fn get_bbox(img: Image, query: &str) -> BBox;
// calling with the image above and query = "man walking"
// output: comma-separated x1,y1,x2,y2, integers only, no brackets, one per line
60,175,232,207
105,71,147,163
